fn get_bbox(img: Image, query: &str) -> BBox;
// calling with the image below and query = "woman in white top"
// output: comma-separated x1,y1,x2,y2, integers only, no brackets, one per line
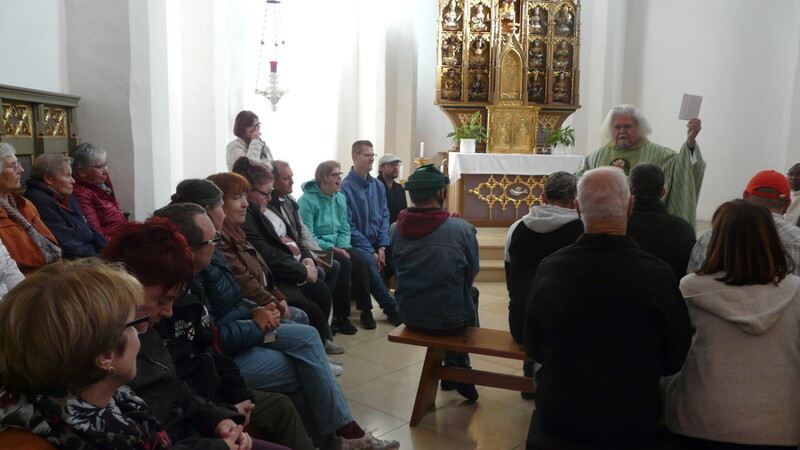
665,199,800,448
0,236,24,300
226,110,273,170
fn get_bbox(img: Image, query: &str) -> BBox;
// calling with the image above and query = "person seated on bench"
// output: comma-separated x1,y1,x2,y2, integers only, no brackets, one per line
525,167,692,446
23,153,107,259
665,200,800,448
389,164,480,401
504,171,582,397
0,260,171,448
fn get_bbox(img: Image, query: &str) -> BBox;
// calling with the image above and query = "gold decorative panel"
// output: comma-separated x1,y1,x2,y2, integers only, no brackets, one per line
467,174,547,218
2,102,33,137
43,106,68,137
437,0,581,154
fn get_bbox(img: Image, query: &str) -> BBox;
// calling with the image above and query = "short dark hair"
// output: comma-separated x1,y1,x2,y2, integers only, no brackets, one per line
152,202,207,248
747,187,789,212
352,140,373,154
271,160,290,179
409,186,448,205
629,163,664,200
232,157,273,187
697,199,792,285
543,171,577,202
170,178,223,210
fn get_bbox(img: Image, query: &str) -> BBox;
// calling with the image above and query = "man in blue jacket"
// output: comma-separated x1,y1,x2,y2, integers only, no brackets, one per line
389,164,480,400
339,140,401,326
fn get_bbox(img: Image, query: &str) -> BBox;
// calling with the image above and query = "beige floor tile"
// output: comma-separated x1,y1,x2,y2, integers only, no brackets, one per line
476,385,536,413
334,353,399,390
347,336,427,369
343,370,462,421
481,297,512,316
477,310,511,331
417,395,530,449
344,398,408,436
378,423,471,450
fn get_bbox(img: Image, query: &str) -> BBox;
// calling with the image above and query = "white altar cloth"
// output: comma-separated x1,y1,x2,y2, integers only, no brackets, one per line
448,153,584,183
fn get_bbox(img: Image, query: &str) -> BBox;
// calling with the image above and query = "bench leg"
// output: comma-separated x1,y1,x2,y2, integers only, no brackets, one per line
409,347,445,426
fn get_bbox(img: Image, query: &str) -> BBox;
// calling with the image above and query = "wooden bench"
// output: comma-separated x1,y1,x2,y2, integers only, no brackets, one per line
388,324,534,426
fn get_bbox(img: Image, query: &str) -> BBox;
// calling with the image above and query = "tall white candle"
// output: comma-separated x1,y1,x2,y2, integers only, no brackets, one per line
399,165,403,180
419,142,425,159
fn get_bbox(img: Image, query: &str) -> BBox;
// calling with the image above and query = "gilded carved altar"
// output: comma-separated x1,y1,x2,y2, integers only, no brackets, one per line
436,0,581,154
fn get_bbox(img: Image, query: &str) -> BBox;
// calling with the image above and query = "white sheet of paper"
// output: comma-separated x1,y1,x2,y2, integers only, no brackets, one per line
679,94,702,120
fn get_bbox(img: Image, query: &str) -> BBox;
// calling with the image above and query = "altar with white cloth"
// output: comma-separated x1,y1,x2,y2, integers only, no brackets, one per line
447,153,583,226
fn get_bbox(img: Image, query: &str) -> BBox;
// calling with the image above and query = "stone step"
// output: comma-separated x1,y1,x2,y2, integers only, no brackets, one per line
480,244,505,261
476,259,505,282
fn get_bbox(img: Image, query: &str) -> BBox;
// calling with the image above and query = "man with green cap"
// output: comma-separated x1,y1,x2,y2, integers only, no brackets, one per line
389,164,480,401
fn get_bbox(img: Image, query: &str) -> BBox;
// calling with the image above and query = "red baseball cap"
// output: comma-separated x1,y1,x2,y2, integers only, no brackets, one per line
743,170,790,200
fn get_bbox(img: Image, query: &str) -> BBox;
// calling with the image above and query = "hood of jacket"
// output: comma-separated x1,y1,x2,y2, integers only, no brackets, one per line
396,208,451,240
521,204,580,233
682,274,800,335
301,179,327,198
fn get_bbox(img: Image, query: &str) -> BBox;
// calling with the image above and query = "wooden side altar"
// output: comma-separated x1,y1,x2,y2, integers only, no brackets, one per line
448,152,582,226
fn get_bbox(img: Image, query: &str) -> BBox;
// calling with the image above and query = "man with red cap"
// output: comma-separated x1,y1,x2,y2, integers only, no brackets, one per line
687,170,800,274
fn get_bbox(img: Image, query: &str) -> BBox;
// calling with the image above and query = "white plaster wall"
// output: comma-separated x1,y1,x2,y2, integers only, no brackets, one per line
622,0,800,221
64,0,137,216
0,0,67,92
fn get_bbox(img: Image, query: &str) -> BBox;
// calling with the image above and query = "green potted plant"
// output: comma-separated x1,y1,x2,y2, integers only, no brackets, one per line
543,125,575,154
447,111,488,153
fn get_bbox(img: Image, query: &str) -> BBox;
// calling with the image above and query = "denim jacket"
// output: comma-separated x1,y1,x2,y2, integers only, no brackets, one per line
389,209,480,329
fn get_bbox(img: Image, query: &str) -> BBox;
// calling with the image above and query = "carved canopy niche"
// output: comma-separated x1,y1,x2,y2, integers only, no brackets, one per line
436,0,581,154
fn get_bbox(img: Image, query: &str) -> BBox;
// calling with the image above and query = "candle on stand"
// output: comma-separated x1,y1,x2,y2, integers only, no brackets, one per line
269,61,278,73
419,142,424,159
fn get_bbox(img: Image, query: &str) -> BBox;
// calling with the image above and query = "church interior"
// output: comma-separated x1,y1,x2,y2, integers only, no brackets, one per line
2,0,800,448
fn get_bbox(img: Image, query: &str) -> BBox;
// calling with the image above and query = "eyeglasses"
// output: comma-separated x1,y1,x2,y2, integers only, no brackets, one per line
91,163,108,170
126,312,150,334
358,153,376,159
329,172,343,178
249,122,262,128
252,187,274,197
192,230,221,248
3,161,21,171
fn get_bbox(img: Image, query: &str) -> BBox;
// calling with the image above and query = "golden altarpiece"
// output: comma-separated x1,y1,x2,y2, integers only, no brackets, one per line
436,0,583,225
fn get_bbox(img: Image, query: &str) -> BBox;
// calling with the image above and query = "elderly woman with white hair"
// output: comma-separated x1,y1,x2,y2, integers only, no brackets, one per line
0,143,61,275
24,153,107,259
70,142,126,240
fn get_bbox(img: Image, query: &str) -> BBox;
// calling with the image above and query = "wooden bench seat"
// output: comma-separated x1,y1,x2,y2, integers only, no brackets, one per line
388,324,534,426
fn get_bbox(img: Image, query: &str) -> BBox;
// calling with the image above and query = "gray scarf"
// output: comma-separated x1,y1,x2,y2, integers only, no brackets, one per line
0,196,61,264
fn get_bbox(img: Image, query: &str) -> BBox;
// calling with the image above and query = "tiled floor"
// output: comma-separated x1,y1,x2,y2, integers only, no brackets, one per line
333,281,532,450
334,222,713,449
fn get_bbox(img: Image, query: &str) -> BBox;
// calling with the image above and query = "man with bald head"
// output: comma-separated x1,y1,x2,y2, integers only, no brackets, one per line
524,167,691,446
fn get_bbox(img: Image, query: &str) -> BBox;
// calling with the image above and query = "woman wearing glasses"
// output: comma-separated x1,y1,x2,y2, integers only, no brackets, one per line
23,154,107,259
0,143,61,275
297,161,376,331
70,142,126,240
227,110,273,171
0,259,171,449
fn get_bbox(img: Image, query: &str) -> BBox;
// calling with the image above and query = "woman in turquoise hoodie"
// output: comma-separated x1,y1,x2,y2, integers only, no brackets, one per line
298,161,376,330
